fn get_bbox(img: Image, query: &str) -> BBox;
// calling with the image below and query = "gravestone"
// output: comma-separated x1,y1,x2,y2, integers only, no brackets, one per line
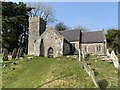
12,48,17,59
17,47,24,58
2,48,8,61
19,47,24,58
17,47,21,58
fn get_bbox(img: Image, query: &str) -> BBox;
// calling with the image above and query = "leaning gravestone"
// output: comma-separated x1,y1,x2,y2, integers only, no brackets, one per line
12,48,17,59
2,48,8,61
17,47,24,59
17,47,21,58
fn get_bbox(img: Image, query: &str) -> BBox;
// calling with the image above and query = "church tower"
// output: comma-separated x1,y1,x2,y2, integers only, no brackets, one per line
28,16,46,55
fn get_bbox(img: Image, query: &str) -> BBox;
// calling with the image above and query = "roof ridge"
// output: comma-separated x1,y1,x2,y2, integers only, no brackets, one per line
59,29,81,32
82,30,103,33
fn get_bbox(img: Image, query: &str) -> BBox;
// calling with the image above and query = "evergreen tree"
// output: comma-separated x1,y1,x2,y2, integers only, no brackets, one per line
2,2,32,53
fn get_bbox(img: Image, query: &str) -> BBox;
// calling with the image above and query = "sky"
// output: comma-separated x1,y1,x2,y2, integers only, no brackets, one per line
3,0,118,31
44,2,118,31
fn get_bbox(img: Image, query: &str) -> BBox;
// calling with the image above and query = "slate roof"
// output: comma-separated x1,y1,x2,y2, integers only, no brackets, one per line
59,30,105,43
59,29,80,41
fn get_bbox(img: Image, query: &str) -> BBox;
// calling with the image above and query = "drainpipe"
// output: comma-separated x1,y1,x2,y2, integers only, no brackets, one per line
79,48,81,61
79,30,82,61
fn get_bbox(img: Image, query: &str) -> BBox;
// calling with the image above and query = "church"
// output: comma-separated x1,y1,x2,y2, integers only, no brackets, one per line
28,16,107,58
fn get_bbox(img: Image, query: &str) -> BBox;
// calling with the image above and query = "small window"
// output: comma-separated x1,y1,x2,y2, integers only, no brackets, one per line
34,40,36,43
96,45,101,52
84,46,87,52
98,45,101,51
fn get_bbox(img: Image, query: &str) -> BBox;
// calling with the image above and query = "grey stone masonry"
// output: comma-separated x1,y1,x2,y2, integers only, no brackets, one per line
39,27,65,57
28,16,46,55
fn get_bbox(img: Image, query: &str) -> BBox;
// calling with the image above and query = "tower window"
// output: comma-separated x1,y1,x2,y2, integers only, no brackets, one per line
34,40,36,43
84,46,87,52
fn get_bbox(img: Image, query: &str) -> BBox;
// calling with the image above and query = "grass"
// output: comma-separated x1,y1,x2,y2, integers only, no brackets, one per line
85,55,118,88
2,56,95,88
1,55,119,88
0,54,2,88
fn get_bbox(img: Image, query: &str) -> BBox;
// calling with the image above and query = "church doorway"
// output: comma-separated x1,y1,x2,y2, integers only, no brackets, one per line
48,47,54,58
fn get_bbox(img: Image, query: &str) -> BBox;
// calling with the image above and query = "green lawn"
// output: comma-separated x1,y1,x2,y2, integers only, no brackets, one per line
85,55,118,88
2,55,118,88
2,56,95,88
0,54,2,88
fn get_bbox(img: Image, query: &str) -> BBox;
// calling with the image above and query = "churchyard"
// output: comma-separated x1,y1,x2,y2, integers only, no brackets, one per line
1,1,119,89
1,54,118,88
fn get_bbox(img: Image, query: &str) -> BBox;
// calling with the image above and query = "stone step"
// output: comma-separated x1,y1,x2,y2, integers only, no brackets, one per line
100,55,109,58
101,58,113,61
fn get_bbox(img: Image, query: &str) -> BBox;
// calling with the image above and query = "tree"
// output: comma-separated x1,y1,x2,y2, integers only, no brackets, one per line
55,22,69,31
26,2,56,25
2,2,32,53
73,25,88,32
106,29,120,54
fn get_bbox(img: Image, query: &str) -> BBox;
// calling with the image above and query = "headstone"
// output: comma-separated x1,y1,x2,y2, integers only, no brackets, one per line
17,47,24,58
17,47,21,58
19,47,24,58
12,48,17,59
2,48,8,61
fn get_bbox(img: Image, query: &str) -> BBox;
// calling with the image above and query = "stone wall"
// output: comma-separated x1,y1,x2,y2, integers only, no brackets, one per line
28,16,46,55
83,60,99,88
40,28,64,58
81,43,107,55
63,40,72,55
70,41,79,55
34,39,41,56
69,41,107,55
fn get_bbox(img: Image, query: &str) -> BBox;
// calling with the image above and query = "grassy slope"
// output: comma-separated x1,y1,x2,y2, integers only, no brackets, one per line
2,56,95,88
0,54,2,88
86,56,118,88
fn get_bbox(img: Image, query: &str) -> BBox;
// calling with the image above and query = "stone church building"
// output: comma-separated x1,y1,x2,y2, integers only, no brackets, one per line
28,16,107,58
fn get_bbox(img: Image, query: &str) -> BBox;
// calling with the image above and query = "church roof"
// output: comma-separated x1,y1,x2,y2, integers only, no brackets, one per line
59,29,80,42
59,30,105,43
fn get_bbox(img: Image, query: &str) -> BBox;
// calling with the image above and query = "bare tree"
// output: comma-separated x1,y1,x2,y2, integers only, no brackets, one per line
73,25,89,32
26,2,56,24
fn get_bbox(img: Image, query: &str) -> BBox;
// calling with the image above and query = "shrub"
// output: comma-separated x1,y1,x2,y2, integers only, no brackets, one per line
85,54,90,61
117,54,120,63
98,79,108,89
108,48,112,53
117,54,120,59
